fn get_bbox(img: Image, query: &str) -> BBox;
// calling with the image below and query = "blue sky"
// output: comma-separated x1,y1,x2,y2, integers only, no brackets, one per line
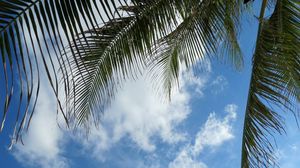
0,1,300,168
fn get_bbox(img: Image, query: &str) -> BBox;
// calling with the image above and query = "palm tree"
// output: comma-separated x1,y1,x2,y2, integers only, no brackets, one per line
0,0,298,168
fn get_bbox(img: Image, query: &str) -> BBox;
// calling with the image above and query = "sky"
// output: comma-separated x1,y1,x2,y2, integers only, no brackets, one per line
0,1,300,168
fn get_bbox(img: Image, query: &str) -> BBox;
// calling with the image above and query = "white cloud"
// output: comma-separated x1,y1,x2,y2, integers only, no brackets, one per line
108,78,190,148
79,74,192,157
181,61,211,97
210,75,228,94
12,84,68,168
169,104,238,168
224,104,238,121
169,148,207,168
193,104,237,155
182,70,209,97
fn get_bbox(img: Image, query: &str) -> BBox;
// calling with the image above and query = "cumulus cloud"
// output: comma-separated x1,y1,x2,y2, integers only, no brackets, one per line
108,79,190,150
79,74,192,157
193,104,237,155
12,85,68,168
169,104,238,168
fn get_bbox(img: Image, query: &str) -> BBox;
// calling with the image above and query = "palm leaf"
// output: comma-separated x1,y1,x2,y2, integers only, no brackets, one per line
64,0,185,129
242,0,300,167
148,0,244,97
0,0,162,146
65,0,245,130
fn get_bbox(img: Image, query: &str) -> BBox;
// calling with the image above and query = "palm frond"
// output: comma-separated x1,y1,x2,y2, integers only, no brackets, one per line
148,0,244,97
0,0,158,146
64,0,184,129
65,0,245,129
242,0,300,167
0,0,74,145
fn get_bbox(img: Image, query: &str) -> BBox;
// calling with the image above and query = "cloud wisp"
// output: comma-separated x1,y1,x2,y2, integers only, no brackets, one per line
210,75,229,95
169,104,238,168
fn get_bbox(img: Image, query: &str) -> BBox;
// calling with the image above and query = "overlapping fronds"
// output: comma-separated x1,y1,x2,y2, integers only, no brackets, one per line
0,0,182,146
64,0,185,130
242,0,300,167
0,0,88,145
65,0,245,130
148,0,244,97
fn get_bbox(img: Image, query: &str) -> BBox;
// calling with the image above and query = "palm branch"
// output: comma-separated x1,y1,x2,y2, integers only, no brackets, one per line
63,0,183,130
66,0,244,131
148,0,243,97
241,0,300,167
